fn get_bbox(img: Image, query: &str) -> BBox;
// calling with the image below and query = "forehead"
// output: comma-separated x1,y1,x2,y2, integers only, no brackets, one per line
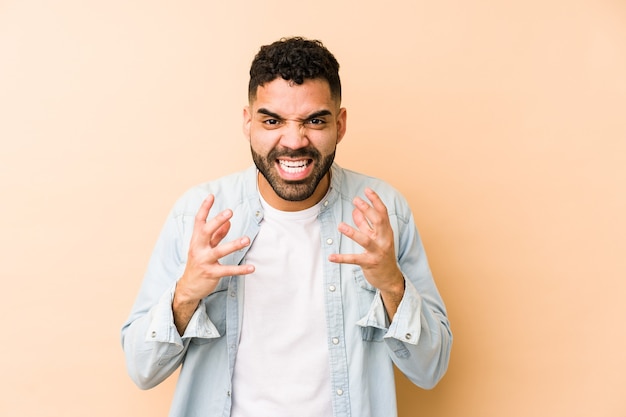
251,78,338,116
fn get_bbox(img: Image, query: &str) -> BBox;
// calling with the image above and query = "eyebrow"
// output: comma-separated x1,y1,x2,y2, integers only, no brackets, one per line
256,108,333,121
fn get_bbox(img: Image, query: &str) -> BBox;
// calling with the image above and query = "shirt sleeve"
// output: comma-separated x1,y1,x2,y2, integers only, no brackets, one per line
356,194,452,390
121,192,208,390
123,283,225,386
121,282,187,390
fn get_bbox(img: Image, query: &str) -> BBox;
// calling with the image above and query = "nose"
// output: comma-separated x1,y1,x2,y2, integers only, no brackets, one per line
279,121,309,150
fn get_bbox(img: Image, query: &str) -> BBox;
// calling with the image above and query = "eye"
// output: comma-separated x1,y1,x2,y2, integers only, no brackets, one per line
306,118,326,127
263,119,279,125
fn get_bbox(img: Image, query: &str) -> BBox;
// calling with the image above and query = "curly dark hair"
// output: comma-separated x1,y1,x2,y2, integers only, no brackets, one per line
248,37,341,102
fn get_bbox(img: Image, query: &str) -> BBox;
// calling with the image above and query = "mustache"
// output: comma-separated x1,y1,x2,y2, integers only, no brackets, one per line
267,147,321,160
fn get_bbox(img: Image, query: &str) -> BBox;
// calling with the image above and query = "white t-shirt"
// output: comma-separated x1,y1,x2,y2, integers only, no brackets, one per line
231,195,332,417
231,195,333,417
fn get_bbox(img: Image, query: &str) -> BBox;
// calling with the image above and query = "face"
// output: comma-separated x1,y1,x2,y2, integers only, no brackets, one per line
243,77,347,211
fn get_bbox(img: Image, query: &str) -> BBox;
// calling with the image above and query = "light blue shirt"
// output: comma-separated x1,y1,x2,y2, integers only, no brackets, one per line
121,163,452,417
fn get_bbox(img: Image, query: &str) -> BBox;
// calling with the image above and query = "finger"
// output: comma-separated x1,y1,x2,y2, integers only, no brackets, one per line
194,195,215,226
215,262,256,277
328,252,362,265
352,206,374,233
192,195,221,246
338,221,373,251
201,208,234,242
210,235,252,261
210,220,231,248
353,197,382,231
364,187,388,215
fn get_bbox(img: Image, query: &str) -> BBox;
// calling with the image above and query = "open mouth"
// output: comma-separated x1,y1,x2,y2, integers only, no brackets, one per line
277,159,312,174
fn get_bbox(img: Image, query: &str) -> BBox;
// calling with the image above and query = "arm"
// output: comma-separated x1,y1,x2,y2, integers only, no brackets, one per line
329,187,452,389
328,188,406,320
172,194,254,334
121,194,254,389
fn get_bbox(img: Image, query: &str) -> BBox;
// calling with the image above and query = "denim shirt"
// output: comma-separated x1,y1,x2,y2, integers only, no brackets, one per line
121,163,452,417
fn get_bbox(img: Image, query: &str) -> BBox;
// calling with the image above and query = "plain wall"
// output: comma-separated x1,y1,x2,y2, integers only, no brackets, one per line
1,1,624,416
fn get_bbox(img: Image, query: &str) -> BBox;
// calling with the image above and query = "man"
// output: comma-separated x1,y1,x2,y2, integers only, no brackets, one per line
122,37,452,417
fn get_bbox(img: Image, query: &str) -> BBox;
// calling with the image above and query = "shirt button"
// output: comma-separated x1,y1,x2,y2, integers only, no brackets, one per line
405,333,412,340
326,238,333,245
323,200,329,207
332,337,340,345
151,331,156,338
328,285,336,292
336,389,344,396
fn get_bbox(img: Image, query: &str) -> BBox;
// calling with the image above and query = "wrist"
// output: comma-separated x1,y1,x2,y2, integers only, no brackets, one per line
379,276,405,321
173,281,201,309
379,270,405,296
380,280,405,300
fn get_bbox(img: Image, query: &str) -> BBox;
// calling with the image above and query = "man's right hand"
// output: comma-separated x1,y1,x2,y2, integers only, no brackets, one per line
173,194,255,335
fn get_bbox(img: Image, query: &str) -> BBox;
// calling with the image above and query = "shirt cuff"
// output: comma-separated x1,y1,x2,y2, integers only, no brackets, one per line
145,284,221,345
356,291,389,331
385,279,422,345
181,299,221,340
144,283,181,345
356,279,423,345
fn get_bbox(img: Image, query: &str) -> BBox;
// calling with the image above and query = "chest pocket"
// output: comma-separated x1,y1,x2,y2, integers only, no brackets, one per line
353,269,386,342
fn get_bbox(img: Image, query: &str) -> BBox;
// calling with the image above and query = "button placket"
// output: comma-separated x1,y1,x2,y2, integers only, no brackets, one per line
319,205,352,413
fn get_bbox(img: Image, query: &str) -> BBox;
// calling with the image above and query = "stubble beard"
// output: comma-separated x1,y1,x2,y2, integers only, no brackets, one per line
251,145,336,202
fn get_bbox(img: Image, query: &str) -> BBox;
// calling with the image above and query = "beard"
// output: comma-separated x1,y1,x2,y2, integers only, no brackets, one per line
251,145,336,202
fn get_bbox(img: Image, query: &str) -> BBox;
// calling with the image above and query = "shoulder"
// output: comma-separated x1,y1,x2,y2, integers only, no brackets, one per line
332,164,411,218
170,166,257,217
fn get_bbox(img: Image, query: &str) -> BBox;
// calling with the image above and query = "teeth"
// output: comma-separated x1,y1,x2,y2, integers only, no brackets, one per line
279,159,309,173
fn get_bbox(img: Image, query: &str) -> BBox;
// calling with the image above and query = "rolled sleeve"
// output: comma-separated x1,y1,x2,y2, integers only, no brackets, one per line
181,300,222,340
384,279,422,345
356,279,422,345
145,284,182,345
147,283,222,343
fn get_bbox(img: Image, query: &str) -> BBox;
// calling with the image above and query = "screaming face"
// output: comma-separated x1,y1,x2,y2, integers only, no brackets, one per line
244,77,347,211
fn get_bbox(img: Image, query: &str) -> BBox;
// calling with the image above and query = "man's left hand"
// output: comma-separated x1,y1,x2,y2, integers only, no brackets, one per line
329,187,405,319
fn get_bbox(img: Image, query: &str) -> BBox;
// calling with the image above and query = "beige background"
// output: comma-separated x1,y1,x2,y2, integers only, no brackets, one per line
1,1,625,416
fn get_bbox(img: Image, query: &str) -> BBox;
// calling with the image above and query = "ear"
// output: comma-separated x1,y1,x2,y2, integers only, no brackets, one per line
242,106,252,141
336,107,347,144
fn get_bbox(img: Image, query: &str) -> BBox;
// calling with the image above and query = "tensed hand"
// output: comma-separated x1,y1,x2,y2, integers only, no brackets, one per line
173,194,255,333
328,188,405,318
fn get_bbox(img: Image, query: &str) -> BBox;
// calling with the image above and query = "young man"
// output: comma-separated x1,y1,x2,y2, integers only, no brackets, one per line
121,37,452,417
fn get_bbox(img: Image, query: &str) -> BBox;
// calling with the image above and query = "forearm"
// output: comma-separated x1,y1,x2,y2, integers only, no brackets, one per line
172,271,222,335
121,292,188,389
383,280,452,389
172,293,200,336
386,307,452,389
379,276,405,321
